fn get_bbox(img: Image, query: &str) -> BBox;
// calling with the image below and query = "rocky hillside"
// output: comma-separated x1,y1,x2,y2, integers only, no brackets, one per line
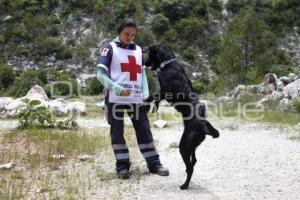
0,0,300,97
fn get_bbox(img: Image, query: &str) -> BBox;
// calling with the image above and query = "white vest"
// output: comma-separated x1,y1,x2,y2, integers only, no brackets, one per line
108,42,143,103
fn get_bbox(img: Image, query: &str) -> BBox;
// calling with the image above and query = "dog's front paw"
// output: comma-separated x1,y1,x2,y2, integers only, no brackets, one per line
180,183,189,190
144,104,151,113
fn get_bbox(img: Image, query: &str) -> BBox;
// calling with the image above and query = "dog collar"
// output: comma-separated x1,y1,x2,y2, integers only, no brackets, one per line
160,58,176,68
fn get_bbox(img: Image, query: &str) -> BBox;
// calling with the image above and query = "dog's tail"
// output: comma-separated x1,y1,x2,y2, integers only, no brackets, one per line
199,120,220,139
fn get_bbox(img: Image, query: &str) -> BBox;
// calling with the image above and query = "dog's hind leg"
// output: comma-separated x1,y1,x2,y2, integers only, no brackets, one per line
191,150,197,167
179,148,194,190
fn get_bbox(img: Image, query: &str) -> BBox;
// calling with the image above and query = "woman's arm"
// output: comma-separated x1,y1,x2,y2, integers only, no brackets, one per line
96,64,124,95
142,66,149,99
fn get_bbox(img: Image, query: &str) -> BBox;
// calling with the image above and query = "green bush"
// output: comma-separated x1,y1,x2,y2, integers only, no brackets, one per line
134,30,156,48
151,13,170,35
0,63,15,90
268,65,298,77
14,45,30,57
182,47,197,63
207,79,227,95
292,97,300,113
0,34,5,44
18,98,78,129
49,81,77,98
146,69,158,95
174,17,206,45
160,28,178,49
86,77,104,95
8,69,44,97
33,36,62,56
56,47,73,60
155,0,188,22
192,80,207,94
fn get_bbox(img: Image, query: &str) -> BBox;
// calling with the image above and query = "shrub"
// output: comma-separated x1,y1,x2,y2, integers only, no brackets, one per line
32,36,62,57
86,77,104,95
8,70,44,97
146,69,158,95
49,81,78,98
192,80,207,94
292,97,300,113
134,30,156,48
174,17,206,45
155,0,188,22
14,45,30,57
18,98,78,129
182,47,197,63
151,13,170,35
56,47,73,60
0,63,15,90
0,34,5,44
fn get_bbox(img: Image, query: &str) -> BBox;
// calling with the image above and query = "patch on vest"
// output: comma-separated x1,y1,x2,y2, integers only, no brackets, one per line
101,48,109,56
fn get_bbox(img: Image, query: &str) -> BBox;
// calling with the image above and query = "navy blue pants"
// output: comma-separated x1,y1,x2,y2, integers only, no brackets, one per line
105,103,162,173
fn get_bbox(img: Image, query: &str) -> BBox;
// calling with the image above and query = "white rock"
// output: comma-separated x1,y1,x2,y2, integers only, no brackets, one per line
4,98,27,111
295,123,300,130
218,96,233,102
283,79,300,99
256,98,269,108
288,73,298,82
25,85,49,102
3,15,12,21
278,98,294,112
52,154,65,160
67,101,86,113
269,91,283,101
279,76,290,84
78,154,92,161
0,162,16,170
48,98,68,116
153,120,168,128
233,85,246,97
95,101,105,107
0,97,14,110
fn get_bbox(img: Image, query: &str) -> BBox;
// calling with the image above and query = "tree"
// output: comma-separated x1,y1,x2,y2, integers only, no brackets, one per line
151,13,170,36
0,63,15,90
215,5,291,88
8,69,44,97
174,17,207,46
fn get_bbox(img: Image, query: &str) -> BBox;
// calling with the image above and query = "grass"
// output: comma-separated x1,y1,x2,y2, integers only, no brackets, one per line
1,128,110,166
0,124,147,199
289,136,300,141
217,110,300,126
0,127,112,199
210,100,300,126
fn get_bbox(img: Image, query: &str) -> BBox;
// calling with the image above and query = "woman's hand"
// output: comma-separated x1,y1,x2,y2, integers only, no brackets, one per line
120,89,131,96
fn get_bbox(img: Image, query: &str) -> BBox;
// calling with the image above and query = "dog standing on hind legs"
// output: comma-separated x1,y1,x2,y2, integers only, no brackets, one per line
144,44,220,190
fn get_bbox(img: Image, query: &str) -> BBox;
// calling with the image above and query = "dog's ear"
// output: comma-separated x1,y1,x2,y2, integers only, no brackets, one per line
155,45,176,63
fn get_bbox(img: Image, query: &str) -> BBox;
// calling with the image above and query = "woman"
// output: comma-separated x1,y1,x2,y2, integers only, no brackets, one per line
96,18,169,179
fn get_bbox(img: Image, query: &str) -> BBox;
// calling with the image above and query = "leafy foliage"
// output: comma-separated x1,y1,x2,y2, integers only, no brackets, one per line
18,98,78,129
0,63,15,91
292,97,300,113
0,0,299,97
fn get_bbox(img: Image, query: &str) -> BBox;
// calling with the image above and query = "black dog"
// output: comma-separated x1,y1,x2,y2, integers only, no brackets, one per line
144,44,220,190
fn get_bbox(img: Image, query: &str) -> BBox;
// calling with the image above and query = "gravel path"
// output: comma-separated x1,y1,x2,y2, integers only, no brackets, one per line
131,120,300,200
1,118,299,200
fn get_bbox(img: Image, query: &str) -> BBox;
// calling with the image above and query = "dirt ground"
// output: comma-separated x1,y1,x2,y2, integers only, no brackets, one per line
1,118,300,200
76,119,300,200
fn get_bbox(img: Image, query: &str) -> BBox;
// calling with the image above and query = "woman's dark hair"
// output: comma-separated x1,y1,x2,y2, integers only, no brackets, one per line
117,18,137,34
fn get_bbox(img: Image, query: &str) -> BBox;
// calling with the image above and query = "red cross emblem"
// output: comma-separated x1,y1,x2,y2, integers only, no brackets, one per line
121,55,141,81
